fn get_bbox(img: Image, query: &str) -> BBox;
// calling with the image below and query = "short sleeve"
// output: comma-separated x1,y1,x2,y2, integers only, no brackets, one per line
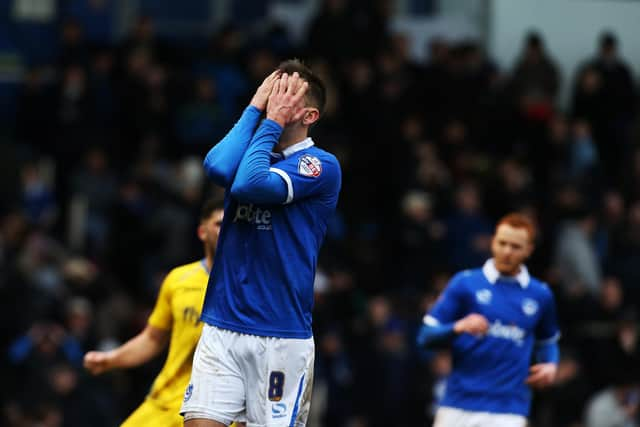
427,273,469,325
147,271,175,330
270,152,341,205
535,286,561,343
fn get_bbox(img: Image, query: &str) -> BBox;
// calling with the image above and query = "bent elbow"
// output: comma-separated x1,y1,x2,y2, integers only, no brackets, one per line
230,180,252,203
203,156,230,185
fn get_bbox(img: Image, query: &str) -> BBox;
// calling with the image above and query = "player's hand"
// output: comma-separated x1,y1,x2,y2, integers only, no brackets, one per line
525,363,557,388
266,72,308,127
453,313,489,337
83,351,114,375
250,70,281,111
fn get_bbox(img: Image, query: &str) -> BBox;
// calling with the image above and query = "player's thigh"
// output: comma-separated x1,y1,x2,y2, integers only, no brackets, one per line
121,400,182,427
477,412,526,427
433,407,526,427
433,407,469,427
181,325,245,426
244,336,315,427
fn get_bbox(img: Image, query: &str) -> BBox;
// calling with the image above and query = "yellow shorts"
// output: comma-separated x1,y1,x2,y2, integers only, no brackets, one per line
121,399,239,427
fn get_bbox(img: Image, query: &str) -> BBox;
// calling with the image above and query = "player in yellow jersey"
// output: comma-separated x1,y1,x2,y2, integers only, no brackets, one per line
83,200,232,427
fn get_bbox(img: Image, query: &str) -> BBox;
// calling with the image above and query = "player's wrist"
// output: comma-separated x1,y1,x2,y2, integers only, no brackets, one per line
265,115,286,128
249,99,266,111
103,350,118,370
453,320,465,334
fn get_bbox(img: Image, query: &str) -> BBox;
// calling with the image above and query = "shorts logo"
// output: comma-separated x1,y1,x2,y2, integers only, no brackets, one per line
298,155,322,177
272,403,287,419
522,298,539,316
184,383,193,403
475,289,492,305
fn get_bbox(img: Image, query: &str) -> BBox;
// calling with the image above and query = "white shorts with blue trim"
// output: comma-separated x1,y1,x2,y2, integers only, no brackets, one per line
181,324,314,427
434,406,527,427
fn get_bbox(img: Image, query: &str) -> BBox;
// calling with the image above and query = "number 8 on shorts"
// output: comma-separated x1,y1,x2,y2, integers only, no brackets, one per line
268,372,285,402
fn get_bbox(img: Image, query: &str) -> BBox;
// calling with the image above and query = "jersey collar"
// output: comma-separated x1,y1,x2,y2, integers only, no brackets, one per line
281,137,314,158
482,258,530,288
200,258,210,275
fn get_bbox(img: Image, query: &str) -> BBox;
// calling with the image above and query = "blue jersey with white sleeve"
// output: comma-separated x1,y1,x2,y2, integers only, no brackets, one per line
201,113,341,339
425,259,560,416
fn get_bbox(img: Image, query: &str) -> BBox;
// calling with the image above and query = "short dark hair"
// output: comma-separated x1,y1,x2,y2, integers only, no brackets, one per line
200,199,224,222
277,59,326,115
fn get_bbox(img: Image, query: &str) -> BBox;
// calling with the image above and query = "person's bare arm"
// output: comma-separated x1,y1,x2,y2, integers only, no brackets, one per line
84,325,170,375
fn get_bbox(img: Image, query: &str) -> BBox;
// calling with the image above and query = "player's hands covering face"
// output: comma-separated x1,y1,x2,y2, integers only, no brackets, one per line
266,72,309,128
250,70,281,111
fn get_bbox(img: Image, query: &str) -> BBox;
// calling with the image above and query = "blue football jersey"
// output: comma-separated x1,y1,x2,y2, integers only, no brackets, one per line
426,259,560,416
201,114,341,339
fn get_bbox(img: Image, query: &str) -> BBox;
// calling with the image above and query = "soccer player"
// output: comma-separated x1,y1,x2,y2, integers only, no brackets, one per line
417,213,560,427
181,60,341,427
83,200,225,427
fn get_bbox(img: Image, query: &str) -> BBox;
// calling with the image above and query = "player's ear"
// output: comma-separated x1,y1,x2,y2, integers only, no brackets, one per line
197,224,207,242
302,108,320,126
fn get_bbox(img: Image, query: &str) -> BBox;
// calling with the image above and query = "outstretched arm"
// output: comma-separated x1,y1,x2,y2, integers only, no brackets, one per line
83,325,169,375
203,71,280,188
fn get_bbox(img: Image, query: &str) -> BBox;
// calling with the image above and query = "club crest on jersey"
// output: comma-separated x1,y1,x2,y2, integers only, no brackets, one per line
522,298,539,316
298,155,322,177
475,289,492,305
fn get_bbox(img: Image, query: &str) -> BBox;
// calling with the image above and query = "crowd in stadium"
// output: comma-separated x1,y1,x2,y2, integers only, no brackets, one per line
1,1,640,426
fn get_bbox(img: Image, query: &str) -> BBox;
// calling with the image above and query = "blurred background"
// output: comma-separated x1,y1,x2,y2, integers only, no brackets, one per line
1,0,640,426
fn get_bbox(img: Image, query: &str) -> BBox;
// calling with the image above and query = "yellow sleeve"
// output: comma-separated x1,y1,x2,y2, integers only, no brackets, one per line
147,271,175,330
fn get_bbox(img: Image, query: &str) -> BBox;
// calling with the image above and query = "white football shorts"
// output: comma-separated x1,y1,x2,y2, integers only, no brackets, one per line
181,324,314,427
433,406,527,427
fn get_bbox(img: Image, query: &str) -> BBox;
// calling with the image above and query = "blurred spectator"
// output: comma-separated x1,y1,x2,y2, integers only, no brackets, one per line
316,328,354,427
176,77,231,151
65,296,95,350
585,381,640,427
193,24,249,118
307,0,354,64
21,160,58,227
569,119,599,181
395,190,445,288
553,208,602,296
444,183,492,270
70,147,117,255
59,19,89,68
54,64,94,173
510,32,559,125
15,68,55,151
576,32,636,180
608,200,640,300
120,16,170,66
88,48,118,132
